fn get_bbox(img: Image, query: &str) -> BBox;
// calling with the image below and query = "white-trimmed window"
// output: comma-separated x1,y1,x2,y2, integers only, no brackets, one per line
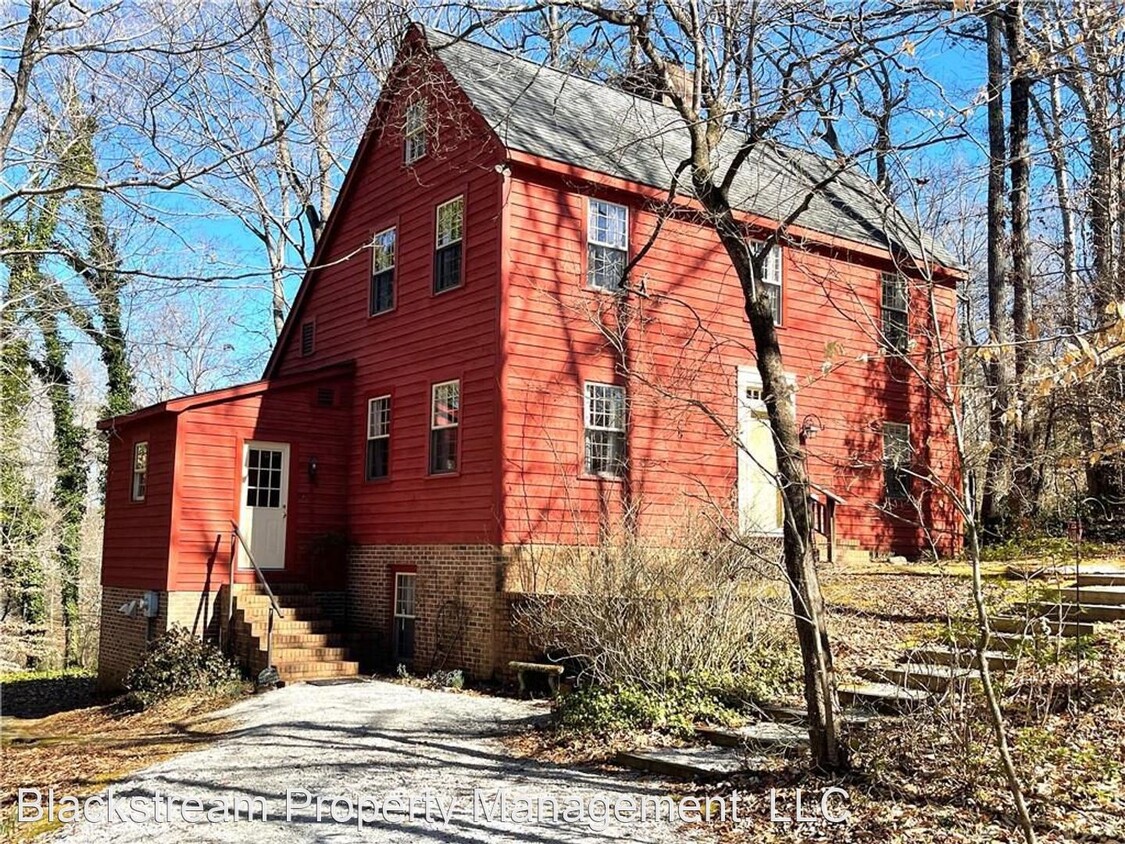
584,383,626,476
131,441,148,502
366,396,391,480
883,422,911,501
751,241,783,323
881,272,909,353
429,380,460,474
370,228,396,315
434,196,464,293
403,100,426,164
393,572,416,662
587,199,628,290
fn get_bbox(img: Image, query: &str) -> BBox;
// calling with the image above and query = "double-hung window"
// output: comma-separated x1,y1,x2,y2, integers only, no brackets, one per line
403,101,426,164
393,572,416,662
587,199,628,291
883,422,911,501
584,383,626,477
370,228,396,315
434,196,464,293
881,272,909,353
429,380,460,474
366,396,391,481
751,241,783,324
131,442,148,502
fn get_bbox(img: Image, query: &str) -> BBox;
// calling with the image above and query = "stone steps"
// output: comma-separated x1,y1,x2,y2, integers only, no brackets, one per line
989,614,1096,637
1073,571,1125,588
952,631,1067,653
909,645,1018,672
696,721,808,750
858,664,980,694
837,681,930,713
1055,585,1125,608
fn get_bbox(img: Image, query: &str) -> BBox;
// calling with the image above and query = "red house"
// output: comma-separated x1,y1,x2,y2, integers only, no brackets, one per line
96,26,962,689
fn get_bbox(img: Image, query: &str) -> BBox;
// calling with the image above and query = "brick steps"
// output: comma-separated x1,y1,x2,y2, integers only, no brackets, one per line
227,585,358,683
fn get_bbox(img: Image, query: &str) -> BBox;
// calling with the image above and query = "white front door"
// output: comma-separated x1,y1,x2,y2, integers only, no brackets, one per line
239,441,290,570
737,367,784,535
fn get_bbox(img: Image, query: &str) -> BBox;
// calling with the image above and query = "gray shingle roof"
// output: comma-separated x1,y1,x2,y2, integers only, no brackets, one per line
423,26,958,271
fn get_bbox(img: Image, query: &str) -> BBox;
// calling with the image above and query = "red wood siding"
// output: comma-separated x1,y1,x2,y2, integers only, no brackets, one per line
499,167,960,556
170,377,353,591
271,50,506,545
101,416,177,589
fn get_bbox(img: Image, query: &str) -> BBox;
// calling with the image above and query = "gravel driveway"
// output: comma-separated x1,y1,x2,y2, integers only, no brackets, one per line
43,680,708,843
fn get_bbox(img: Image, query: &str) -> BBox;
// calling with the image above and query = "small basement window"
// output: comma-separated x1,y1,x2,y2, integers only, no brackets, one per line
882,272,909,353
366,395,391,481
587,199,628,291
393,572,416,663
300,320,315,357
404,100,426,164
434,196,464,293
131,441,148,502
584,382,626,477
883,421,911,501
429,380,460,474
371,227,396,315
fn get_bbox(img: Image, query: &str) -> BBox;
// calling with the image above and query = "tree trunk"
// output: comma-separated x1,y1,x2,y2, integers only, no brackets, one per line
700,183,845,771
1005,0,1034,520
981,10,1010,539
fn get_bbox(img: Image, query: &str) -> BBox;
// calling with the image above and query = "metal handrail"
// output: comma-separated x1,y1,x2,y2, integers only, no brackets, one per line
229,520,284,675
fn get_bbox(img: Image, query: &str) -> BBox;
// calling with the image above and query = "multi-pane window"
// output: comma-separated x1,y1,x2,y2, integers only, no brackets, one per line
131,442,148,502
403,100,426,164
366,396,391,481
429,380,460,474
751,241,783,324
434,196,464,293
587,199,628,290
883,422,911,501
300,320,315,356
393,572,416,662
881,272,909,353
584,383,626,476
370,228,396,315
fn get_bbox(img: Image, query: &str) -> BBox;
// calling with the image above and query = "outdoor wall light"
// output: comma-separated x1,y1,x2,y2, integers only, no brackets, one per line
800,414,824,444
308,456,319,481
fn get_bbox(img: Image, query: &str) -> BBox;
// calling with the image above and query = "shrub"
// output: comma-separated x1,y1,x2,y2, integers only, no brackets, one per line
426,669,465,689
556,676,744,738
122,626,241,711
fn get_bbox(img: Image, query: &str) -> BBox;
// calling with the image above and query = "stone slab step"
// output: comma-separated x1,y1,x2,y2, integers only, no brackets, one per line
1073,571,1125,588
755,702,883,728
909,645,1018,672
859,664,980,693
837,682,929,714
989,615,1095,637
1056,586,1125,607
697,722,808,750
615,747,749,779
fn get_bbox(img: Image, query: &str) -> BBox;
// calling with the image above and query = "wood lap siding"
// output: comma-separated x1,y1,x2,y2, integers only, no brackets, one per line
272,52,505,546
101,416,177,589
170,380,352,591
499,169,960,555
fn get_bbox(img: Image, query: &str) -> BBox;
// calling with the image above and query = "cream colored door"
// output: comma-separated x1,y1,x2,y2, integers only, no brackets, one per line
737,367,784,535
239,442,289,570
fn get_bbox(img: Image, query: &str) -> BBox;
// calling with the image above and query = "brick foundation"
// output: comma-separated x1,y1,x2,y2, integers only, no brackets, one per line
96,587,223,691
348,545,522,680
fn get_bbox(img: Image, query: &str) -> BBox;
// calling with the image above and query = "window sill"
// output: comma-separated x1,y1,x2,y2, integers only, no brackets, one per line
427,469,462,479
368,306,396,320
578,472,625,483
432,284,463,297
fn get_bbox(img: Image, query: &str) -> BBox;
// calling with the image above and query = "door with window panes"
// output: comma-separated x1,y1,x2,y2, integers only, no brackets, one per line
239,442,289,569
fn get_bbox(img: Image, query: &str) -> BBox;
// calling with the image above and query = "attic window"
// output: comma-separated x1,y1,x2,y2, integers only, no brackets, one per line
881,272,909,353
750,241,783,325
301,320,315,357
404,100,426,164
587,200,628,291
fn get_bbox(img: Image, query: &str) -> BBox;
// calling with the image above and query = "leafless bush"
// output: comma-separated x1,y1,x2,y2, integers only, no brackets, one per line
512,513,792,691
